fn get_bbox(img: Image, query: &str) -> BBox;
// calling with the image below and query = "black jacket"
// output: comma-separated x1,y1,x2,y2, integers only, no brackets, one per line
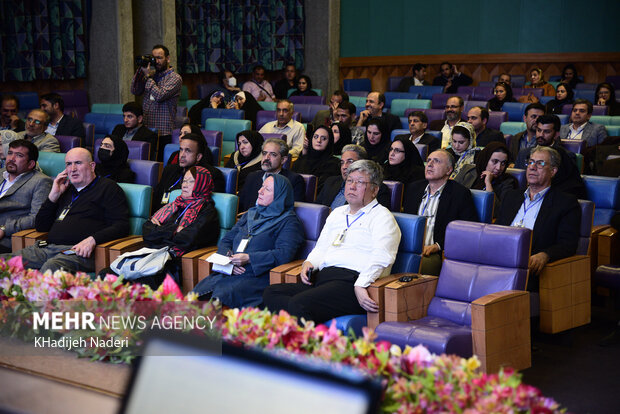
111,124,158,160
56,114,86,139
394,133,441,154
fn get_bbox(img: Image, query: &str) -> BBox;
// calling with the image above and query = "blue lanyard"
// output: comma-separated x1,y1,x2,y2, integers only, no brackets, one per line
346,203,378,228
175,203,192,224
168,175,183,192
0,179,7,196
68,176,99,207
520,190,547,218
421,192,435,217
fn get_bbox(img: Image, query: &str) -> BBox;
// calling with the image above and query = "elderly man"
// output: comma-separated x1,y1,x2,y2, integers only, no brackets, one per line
4,148,129,273
243,64,275,102
239,138,304,212
559,99,608,148
0,140,52,253
429,96,465,148
403,149,478,275
497,146,580,288
258,99,305,157
356,91,402,134
263,159,401,323
39,92,85,139
17,109,59,152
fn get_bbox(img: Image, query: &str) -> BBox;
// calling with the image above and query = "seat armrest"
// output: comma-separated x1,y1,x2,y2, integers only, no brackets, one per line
181,246,218,294
471,290,530,373
108,237,145,263
270,260,305,284
11,229,37,253
195,247,220,285
589,224,611,271
365,274,411,330
24,231,49,247
94,236,143,273
382,274,438,325
284,263,304,284
598,227,619,266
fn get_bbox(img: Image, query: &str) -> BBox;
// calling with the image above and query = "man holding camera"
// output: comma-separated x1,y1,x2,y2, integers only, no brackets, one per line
131,44,182,161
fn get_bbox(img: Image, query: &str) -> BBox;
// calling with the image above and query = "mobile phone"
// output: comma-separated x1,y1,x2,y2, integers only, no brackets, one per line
62,250,76,255
398,275,419,283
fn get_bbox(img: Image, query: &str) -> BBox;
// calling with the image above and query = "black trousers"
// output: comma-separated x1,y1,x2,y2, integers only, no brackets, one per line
262,266,364,324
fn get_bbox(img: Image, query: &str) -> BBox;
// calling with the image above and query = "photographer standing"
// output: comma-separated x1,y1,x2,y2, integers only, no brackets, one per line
131,44,182,161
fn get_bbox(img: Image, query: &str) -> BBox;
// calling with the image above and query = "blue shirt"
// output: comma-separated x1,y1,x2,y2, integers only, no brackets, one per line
510,187,550,230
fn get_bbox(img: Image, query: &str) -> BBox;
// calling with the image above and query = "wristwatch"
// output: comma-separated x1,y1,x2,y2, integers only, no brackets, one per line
0,225,5,232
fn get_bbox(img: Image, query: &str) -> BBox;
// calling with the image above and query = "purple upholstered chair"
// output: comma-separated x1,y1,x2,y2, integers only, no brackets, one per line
127,159,162,187
561,104,608,116
404,108,429,118
383,181,404,212
255,110,302,130
292,104,329,123
560,139,586,155
83,122,95,151
463,100,489,115
299,174,318,202
414,143,428,161
423,109,446,124
506,168,526,189
375,221,531,369
388,76,405,92
215,166,238,194
487,111,508,131
54,90,89,121
457,86,476,95
55,135,81,153
472,87,494,101
343,78,371,93
289,96,326,105
431,93,470,109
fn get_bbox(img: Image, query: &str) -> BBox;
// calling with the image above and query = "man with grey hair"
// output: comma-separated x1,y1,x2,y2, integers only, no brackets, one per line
259,99,305,157
497,145,581,288
403,149,478,275
315,144,390,209
17,109,59,153
238,137,304,211
263,159,401,323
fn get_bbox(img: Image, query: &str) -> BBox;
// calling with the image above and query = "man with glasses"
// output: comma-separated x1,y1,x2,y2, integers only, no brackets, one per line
17,109,59,152
263,159,401,323
514,114,585,199
0,94,25,132
238,138,304,212
403,149,477,275
312,90,349,130
429,96,465,148
497,146,580,287
315,144,390,209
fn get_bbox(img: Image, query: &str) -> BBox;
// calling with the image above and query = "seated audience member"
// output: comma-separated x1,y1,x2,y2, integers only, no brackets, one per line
111,102,158,160
560,64,581,89
467,106,505,147
559,99,608,148
316,144,390,210
496,146,580,289
498,73,512,86
263,160,401,323
447,122,480,179
335,101,364,145
508,103,545,161
432,62,473,94
290,75,318,97
0,130,18,168
292,125,340,193
0,94,25,132
331,122,352,155
397,63,428,92
239,138,304,212
545,83,574,115
229,91,262,128
188,70,242,124
153,133,224,213
3,148,129,272
243,64,275,102
224,130,264,192
429,96,465,148
515,115,586,199
101,166,219,289
453,142,518,215
193,174,304,307
258,99,305,158
312,90,349,130
396,111,440,153
17,109,59,152
526,67,555,96
362,118,391,163
95,135,135,183
39,93,85,140
356,91,402,134
487,81,516,112
403,149,477,275
167,123,210,165
595,82,620,116
273,64,298,100
0,139,52,253
382,137,425,185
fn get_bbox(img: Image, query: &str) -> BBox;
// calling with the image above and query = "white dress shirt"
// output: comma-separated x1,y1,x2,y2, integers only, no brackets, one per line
259,119,306,158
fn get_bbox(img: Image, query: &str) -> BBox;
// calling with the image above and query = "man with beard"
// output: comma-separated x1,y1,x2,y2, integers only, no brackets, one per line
273,64,298,100
429,96,465,148
0,95,24,132
356,91,402,135
0,139,52,253
259,99,305,157
238,138,304,212
131,44,182,161
508,103,545,161
432,62,473,94
39,93,85,140
16,109,59,153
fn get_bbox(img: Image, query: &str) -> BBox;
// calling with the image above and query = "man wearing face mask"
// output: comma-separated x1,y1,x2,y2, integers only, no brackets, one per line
188,70,240,125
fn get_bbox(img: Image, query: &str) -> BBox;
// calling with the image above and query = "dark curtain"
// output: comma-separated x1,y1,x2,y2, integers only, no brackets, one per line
175,0,304,74
0,0,88,82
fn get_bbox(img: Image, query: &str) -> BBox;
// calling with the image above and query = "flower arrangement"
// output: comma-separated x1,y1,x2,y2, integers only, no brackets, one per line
0,257,565,413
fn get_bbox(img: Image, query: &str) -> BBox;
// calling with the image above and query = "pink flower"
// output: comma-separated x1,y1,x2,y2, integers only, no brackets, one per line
104,274,118,283
7,256,23,271
405,344,433,364
376,340,391,353
158,274,183,299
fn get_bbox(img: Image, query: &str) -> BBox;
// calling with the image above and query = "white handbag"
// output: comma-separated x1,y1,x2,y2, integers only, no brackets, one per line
110,247,171,280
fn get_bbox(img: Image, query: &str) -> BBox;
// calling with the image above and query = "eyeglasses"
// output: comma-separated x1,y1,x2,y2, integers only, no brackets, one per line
389,147,405,154
345,178,371,187
526,159,548,168
182,179,195,185
340,159,356,166
26,117,43,125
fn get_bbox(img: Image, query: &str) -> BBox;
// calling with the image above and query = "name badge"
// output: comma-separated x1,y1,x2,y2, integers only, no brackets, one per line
57,207,71,221
149,94,155,101
236,239,250,253
161,192,170,204
332,229,347,246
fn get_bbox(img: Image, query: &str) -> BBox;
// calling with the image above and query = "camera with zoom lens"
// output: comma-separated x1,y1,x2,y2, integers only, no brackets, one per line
135,54,156,68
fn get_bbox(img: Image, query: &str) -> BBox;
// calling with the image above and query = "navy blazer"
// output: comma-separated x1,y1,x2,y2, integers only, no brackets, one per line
239,169,305,212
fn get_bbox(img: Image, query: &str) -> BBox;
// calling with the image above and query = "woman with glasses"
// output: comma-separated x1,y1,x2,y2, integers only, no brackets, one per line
381,136,424,185
292,125,340,193
487,81,516,111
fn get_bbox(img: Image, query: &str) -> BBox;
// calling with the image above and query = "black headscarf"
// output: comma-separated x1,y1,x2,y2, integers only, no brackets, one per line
362,118,390,162
235,91,262,129
95,134,135,183
546,83,574,115
471,142,512,190
331,122,352,155
488,82,516,112
232,130,264,167
382,136,424,184
292,126,341,191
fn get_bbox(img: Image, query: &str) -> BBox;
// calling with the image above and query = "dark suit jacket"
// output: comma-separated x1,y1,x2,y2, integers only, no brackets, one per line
476,128,505,147
396,77,429,92
111,124,158,160
239,169,305,212
363,112,402,134
314,175,391,209
496,187,581,263
56,114,85,139
395,133,440,154
403,179,478,248
429,119,447,132
432,73,473,94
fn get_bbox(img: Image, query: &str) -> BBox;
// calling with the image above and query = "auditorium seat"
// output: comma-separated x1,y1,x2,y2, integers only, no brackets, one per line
574,90,596,103
343,78,371,92
94,139,150,162
55,135,81,153
583,175,620,227
472,87,493,101
54,90,89,121
431,93,470,109
201,108,245,127
506,168,526,189
196,83,221,99
502,102,527,122
127,159,162,187
291,104,329,123
391,99,432,117
289,96,326,105
388,76,405,91
299,174,318,202
560,139,586,155
463,100,489,114
562,105,608,116
38,152,66,177
83,113,124,140
408,86,443,100
255,110,302,130
487,112,508,131
423,109,446,124
83,122,95,150
384,92,419,108
470,189,494,223
215,166,238,194
90,103,124,114
11,92,39,118
500,122,525,137
383,181,404,212
204,118,252,157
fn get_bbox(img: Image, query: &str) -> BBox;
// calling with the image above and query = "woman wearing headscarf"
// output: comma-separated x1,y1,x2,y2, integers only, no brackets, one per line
487,81,516,111
560,64,581,89
525,67,555,96
192,174,304,308
447,122,481,179
292,125,341,193
229,91,262,128
224,130,264,192
95,134,135,183
289,75,318,97
331,122,352,156
545,83,574,115
381,136,425,185
453,142,518,215
362,118,391,163
100,166,219,289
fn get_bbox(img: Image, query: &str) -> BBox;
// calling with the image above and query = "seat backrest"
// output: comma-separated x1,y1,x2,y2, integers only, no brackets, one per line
429,221,532,326
589,115,613,126
255,110,302,130
391,99,432,117
463,100,489,115
293,104,329,123
384,92,420,108
38,152,66,177
408,86,443,100
215,166,238,194
500,121,526,136
171,128,223,151
127,159,162,187
487,111,508,131
592,105,609,115
414,143,428,161
204,118,252,157
94,138,150,162
90,103,124,114
289,96,325,105
560,139,585,155
299,174,317,202
472,87,493,101
201,108,245,127
457,86,476,95
343,78,371,92
577,200,595,255
391,213,426,274
55,135,81,152
431,93,470,109
212,192,239,240
12,91,39,118
196,83,221,99
574,89,595,103
388,76,405,91
506,168,526,189
582,175,620,226
84,113,124,140
54,90,89,121
423,108,445,124
117,183,152,235
83,122,95,150
470,189,494,224
293,202,330,259
502,102,527,122
390,128,408,141
383,180,404,212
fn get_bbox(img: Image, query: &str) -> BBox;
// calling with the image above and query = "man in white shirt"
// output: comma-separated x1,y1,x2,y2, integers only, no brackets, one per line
559,99,607,148
258,99,305,157
39,93,85,140
397,63,428,91
428,96,465,148
263,159,401,323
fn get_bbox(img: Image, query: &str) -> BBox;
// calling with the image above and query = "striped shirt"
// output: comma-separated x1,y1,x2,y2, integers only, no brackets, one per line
131,67,182,136
418,182,446,247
